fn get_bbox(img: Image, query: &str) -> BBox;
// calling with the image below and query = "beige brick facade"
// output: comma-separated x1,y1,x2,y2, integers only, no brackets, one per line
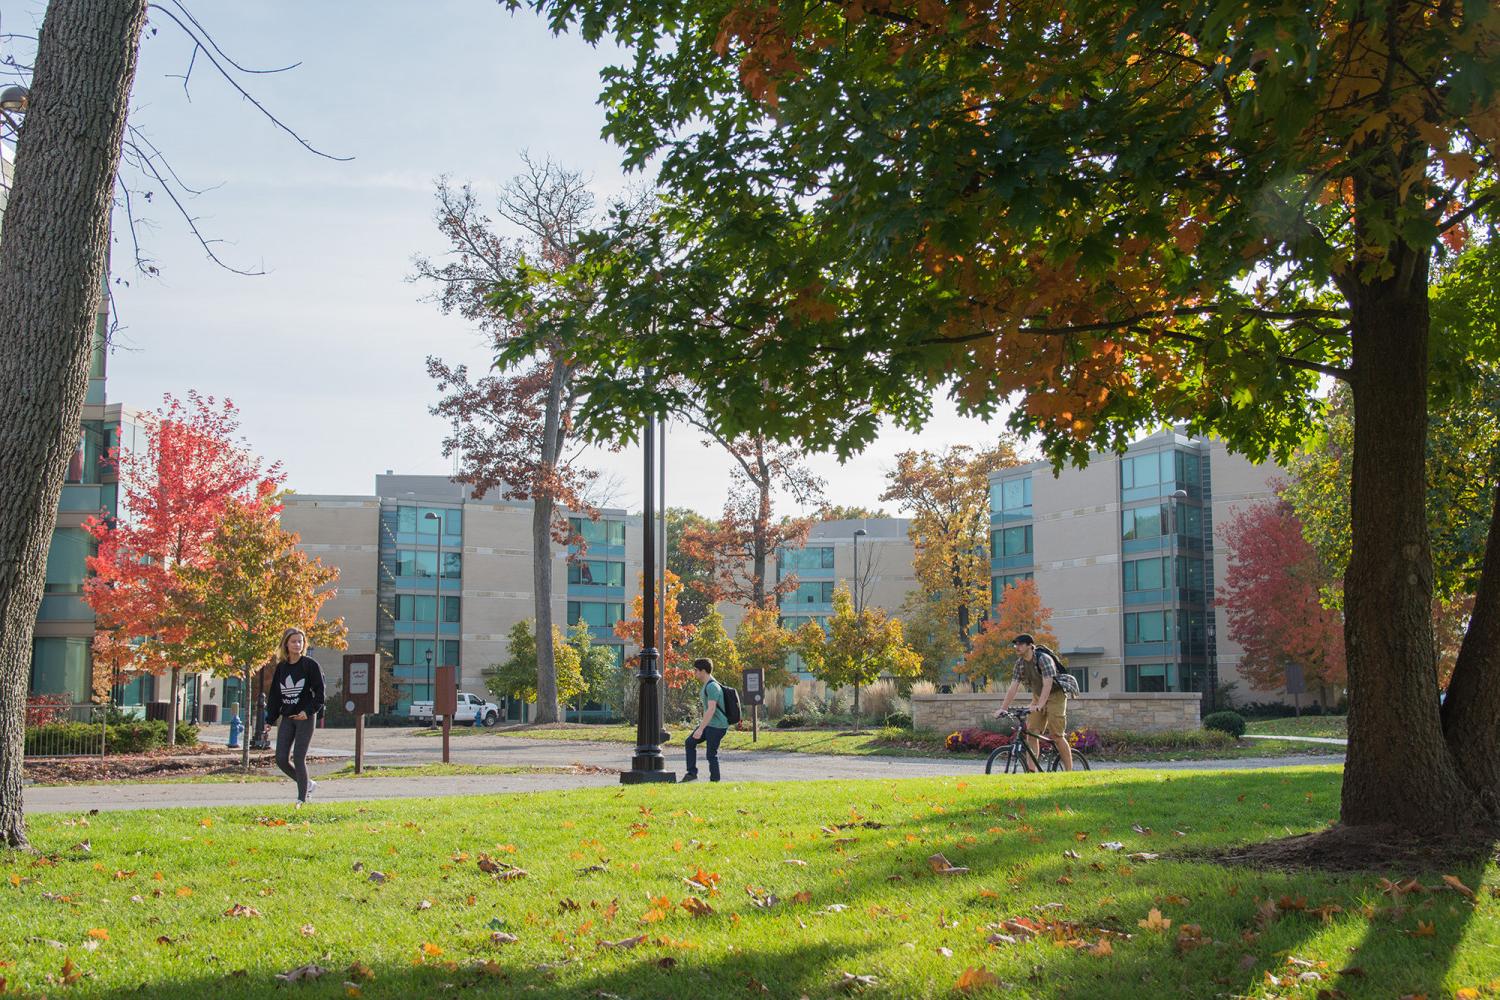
912,692,1202,734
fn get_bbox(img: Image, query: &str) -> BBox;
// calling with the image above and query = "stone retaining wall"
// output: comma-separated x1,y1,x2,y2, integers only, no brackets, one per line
912,692,1201,734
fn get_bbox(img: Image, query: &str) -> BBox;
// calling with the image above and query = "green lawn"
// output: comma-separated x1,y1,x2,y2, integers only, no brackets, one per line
489,723,1344,761
4,768,1495,999
1246,716,1349,739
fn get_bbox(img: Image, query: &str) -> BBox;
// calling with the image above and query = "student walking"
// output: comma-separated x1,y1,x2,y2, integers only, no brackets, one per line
265,627,325,806
682,658,728,783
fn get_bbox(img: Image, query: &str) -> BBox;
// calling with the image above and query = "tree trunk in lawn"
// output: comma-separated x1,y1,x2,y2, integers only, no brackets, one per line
1441,477,1500,814
1340,244,1472,829
167,666,180,746
530,359,568,724
0,0,149,849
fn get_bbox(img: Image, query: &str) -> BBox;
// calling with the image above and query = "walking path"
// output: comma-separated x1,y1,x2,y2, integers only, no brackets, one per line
25,729,1343,814
1243,734,1348,746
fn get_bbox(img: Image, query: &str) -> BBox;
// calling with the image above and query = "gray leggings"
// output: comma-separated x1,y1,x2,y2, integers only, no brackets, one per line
275,717,315,800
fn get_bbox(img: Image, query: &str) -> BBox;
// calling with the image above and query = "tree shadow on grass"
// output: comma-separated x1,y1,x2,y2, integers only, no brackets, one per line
86,939,864,1000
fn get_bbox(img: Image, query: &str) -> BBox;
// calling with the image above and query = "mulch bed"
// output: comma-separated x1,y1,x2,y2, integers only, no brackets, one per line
24,745,334,784
1193,822,1500,875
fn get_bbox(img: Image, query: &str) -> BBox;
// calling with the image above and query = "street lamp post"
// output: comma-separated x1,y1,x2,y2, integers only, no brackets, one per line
423,511,443,713
622,410,674,783
1167,489,1188,696
852,527,868,615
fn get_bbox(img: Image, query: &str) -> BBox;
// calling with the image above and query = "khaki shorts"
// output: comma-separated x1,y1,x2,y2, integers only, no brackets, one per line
1026,693,1068,740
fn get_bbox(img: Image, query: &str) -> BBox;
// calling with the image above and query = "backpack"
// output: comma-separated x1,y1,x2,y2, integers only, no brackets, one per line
1034,645,1081,697
720,685,743,726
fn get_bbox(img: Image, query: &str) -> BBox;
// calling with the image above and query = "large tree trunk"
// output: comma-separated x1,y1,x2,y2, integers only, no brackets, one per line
1441,478,1500,812
0,0,149,850
530,359,568,724
1341,246,1472,829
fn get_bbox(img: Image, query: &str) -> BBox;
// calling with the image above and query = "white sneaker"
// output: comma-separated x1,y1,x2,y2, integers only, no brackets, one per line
305,779,318,801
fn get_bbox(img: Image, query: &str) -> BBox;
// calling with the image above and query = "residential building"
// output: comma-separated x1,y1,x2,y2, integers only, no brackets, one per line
277,475,644,720
988,429,1284,704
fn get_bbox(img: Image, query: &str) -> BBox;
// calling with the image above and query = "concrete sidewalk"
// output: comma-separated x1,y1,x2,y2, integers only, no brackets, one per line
26,736,1343,813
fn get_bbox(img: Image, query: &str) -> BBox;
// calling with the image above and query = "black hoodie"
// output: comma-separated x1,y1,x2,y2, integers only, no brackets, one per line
265,656,325,726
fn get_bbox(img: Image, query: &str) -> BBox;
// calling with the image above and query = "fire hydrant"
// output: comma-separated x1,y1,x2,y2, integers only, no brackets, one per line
227,702,243,749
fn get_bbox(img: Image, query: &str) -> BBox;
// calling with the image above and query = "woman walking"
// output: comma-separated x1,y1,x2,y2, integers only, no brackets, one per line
265,627,325,807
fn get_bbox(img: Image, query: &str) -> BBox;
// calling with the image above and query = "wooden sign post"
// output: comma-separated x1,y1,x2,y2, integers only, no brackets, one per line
435,665,457,764
342,652,383,775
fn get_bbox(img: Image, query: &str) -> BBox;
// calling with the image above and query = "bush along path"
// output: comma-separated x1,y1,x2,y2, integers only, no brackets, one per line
2,768,1496,999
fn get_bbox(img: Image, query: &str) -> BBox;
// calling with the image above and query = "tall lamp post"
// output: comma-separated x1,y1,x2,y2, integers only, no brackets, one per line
852,527,868,615
423,511,443,711
1167,489,1189,695
622,410,675,783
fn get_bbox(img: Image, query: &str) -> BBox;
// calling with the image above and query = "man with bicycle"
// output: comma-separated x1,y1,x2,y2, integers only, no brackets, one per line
993,633,1075,772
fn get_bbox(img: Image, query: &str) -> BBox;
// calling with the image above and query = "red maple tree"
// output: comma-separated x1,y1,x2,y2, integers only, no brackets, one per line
679,434,823,609
960,580,1059,686
1218,499,1346,694
84,392,281,741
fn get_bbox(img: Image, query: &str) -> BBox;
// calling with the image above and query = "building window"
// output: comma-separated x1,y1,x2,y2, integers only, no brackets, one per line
396,550,438,578
30,637,92,699
442,551,463,577
568,560,626,587
396,595,460,623
992,525,1033,559
398,506,461,535
569,517,627,547
1125,663,1177,692
44,528,95,594
1124,610,1175,644
1121,505,1167,541
1122,557,1168,593
785,581,835,605
65,421,109,485
567,601,625,627
396,639,459,667
991,476,1032,516
779,546,836,577
779,615,829,633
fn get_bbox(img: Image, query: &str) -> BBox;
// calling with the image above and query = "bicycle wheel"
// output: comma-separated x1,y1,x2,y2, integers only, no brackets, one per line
1048,749,1091,772
984,746,1007,775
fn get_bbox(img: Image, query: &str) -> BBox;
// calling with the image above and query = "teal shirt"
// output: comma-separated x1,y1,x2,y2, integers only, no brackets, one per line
702,678,728,729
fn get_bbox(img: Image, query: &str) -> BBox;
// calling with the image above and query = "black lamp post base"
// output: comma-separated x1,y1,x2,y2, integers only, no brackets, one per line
621,751,676,784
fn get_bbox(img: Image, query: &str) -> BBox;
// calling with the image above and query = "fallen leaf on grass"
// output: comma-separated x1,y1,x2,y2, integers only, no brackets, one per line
1138,908,1171,932
839,971,879,991
1442,875,1476,900
275,963,328,983
1099,841,1124,852
87,928,109,941
419,942,443,958
954,967,1002,993
1062,850,1080,860
223,904,261,918
681,897,714,917
598,935,647,950
1088,939,1113,957
490,932,519,945
656,957,677,970
346,962,375,982
1406,921,1436,938
927,853,970,876
782,858,809,866
365,871,387,884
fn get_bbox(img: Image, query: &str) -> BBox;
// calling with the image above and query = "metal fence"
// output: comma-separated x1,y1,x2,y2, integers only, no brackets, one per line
23,703,108,758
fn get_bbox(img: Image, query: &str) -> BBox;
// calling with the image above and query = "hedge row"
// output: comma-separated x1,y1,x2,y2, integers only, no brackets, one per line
24,720,199,756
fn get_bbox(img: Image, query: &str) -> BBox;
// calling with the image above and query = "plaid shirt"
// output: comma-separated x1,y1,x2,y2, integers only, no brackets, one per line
1012,649,1059,687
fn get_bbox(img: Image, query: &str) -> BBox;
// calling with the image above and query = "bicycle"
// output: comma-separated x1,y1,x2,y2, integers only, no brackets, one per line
983,708,1092,774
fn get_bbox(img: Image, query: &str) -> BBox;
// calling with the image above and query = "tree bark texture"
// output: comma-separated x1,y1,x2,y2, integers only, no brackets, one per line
0,0,149,849
1341,245,1473,829
1441,477,1500,812
530,359,569,724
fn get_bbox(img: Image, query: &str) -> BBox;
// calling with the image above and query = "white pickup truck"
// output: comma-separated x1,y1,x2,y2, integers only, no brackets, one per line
407,692,501,727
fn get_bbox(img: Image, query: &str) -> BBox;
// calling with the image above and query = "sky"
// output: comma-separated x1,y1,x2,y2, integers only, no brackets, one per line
7,1,1023,515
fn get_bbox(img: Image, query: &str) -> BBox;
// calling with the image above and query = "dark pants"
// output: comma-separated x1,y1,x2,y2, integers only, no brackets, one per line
275,717,315,800
684,726,726,781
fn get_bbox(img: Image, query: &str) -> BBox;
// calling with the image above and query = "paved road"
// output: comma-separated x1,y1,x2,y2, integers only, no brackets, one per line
24,727,1342,814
